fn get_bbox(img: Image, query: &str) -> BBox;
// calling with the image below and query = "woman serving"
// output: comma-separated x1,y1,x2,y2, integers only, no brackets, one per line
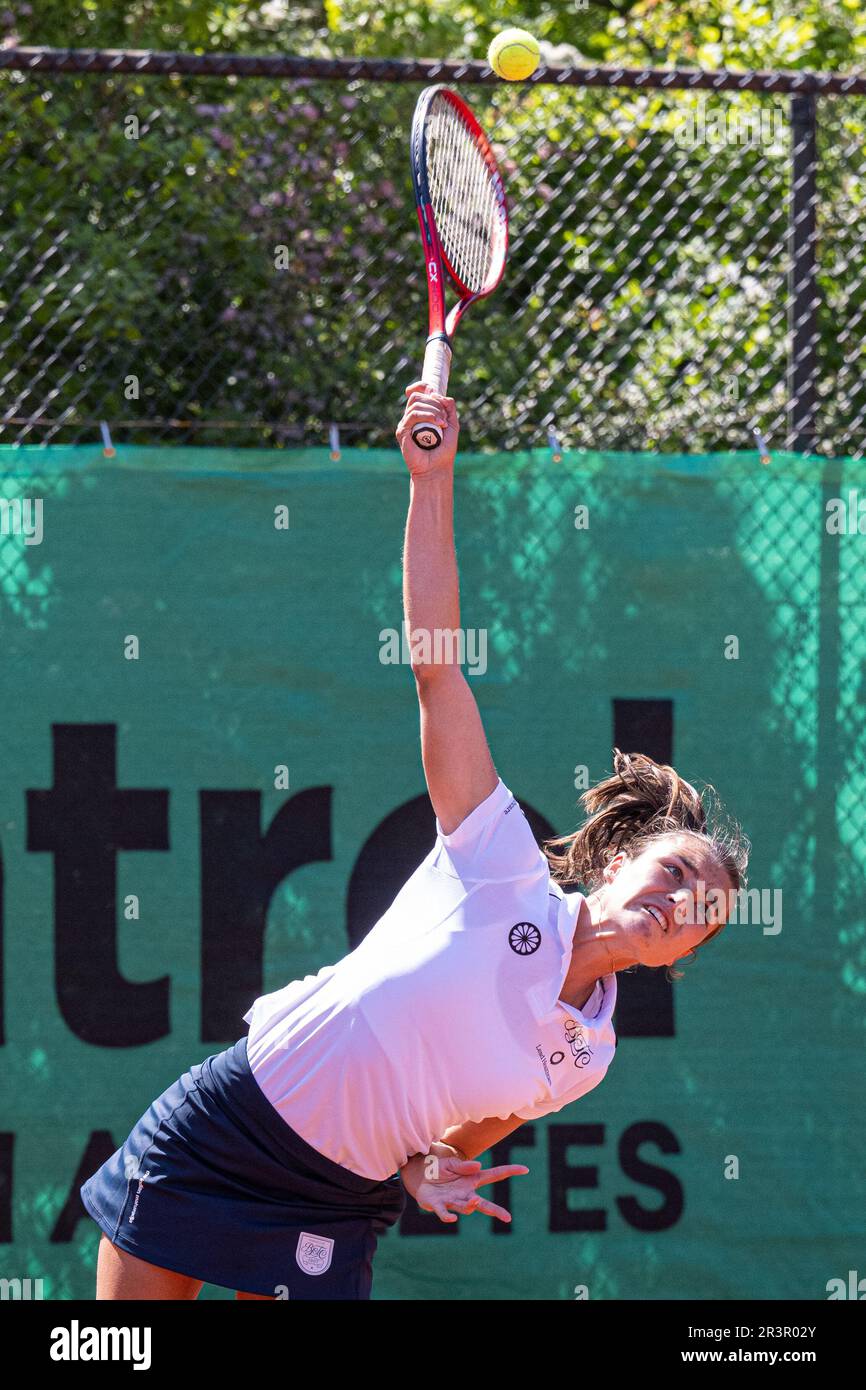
81,383,748,1300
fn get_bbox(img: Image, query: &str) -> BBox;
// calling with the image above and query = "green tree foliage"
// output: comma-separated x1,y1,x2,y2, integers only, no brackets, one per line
6,1,327,53
1,3,864,450
322,0,866,72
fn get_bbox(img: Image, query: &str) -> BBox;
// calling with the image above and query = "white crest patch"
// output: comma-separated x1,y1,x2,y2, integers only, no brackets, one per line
295,1231,334,1276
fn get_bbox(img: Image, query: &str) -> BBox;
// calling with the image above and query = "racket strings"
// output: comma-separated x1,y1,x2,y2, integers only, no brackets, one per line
438,102,494,290
426,95,502,294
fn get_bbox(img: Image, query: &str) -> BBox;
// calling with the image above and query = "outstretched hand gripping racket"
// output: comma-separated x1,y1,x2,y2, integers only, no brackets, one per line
409,85,509,449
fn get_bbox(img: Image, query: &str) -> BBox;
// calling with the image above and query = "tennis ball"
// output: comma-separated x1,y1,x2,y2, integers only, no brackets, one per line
488,28,540,82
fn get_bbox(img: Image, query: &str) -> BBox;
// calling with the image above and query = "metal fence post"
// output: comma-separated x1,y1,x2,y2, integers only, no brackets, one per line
788,93,819,454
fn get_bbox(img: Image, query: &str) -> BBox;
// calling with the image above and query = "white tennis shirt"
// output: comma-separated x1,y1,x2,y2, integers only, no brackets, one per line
243,778,618,1180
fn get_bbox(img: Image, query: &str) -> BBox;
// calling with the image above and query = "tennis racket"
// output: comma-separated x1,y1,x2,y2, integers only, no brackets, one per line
409,85,509,450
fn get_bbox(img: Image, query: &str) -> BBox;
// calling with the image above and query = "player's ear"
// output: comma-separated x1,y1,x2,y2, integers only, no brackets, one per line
603,851,627,881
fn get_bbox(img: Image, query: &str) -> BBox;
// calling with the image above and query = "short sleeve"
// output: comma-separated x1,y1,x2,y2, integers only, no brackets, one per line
579,981,603,1020
433,779,547,884
512,1058,610,1122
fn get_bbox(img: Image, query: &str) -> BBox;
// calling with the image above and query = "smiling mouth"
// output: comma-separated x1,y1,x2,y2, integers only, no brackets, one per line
642,904,668,933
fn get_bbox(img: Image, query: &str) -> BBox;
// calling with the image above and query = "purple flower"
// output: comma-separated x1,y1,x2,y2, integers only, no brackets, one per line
209,128,234,151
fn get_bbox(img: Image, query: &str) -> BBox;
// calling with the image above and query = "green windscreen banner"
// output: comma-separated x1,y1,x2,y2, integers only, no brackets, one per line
0,444,863,1301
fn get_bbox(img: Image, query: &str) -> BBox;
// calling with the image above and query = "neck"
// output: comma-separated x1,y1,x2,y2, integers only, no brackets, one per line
559,891,639,1008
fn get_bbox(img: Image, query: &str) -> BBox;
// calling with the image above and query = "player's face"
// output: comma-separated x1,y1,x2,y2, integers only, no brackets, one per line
602,836,732,969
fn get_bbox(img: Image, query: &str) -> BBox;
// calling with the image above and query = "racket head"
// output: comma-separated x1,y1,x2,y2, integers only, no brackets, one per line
411,85,509,319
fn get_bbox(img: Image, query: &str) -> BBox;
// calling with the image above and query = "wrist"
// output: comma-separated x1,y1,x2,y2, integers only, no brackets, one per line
398,1141,464,1184
430,1138,467,1162
409,463,455,487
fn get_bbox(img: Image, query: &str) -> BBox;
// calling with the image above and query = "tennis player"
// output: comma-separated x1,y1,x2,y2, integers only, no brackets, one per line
80,383,748,1301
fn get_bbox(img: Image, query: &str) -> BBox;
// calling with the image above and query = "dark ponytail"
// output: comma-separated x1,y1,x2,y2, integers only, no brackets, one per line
544,749,750,963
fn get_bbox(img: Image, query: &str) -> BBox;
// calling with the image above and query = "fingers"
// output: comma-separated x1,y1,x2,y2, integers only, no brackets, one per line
468,1198,512,1222
397,400,455,437
443,1160,484,1177
471,1164,531,1188
397,401,448,439
430,1203,459,1224
423,1177,523,1223
430,1195,474,1221
403,382,456,414
437,1196,512,1222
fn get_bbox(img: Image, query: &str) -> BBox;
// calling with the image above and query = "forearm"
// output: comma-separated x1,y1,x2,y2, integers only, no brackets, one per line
440,1114,525,1160
402,472,460,670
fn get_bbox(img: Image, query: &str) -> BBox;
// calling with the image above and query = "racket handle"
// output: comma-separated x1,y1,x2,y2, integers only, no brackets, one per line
411,335,453,450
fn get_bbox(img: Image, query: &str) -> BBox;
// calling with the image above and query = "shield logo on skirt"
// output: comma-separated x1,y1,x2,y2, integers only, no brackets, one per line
295,1231,334,1276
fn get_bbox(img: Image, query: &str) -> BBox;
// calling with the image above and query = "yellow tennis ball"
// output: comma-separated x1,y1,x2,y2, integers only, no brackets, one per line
488,28,540,82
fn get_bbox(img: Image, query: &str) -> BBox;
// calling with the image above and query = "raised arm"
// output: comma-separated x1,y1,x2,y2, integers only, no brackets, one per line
395,382,498,834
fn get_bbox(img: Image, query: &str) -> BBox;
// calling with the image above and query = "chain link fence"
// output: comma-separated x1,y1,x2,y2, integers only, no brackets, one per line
0,49,862,1043
0,48,864,455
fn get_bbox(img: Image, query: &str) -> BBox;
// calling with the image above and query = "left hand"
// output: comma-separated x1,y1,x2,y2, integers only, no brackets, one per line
413,1154,530,1224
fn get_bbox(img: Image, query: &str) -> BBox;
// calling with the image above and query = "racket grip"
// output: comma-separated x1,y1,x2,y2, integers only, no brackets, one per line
411,336,453,450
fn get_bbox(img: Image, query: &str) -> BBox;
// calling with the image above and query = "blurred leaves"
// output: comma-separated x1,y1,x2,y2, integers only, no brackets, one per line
1,4,865,450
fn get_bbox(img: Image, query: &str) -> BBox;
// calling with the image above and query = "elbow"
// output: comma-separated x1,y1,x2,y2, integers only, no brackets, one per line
411,660,439,688
411,661,461,691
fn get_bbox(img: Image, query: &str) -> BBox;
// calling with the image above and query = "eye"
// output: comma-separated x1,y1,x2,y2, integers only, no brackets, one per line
665,862,684,882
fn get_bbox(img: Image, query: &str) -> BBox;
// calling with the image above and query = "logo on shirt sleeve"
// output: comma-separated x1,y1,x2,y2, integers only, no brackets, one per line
535,1043,552,1084
565,1018,594,1067
509,922,541,955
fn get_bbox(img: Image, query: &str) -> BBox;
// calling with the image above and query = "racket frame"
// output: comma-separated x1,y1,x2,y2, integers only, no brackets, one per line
409,85,508,449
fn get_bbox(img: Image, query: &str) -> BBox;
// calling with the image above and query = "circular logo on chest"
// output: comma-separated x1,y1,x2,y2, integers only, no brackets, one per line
508,921,541,955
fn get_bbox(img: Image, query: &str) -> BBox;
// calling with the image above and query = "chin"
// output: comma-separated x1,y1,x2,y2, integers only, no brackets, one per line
631,915,655,942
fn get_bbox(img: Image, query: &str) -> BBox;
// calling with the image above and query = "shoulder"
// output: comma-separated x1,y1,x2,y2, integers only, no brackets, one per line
433,779,549,883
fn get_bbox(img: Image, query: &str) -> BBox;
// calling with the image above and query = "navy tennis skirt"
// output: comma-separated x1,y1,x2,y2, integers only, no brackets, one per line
80,1034,405,1299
